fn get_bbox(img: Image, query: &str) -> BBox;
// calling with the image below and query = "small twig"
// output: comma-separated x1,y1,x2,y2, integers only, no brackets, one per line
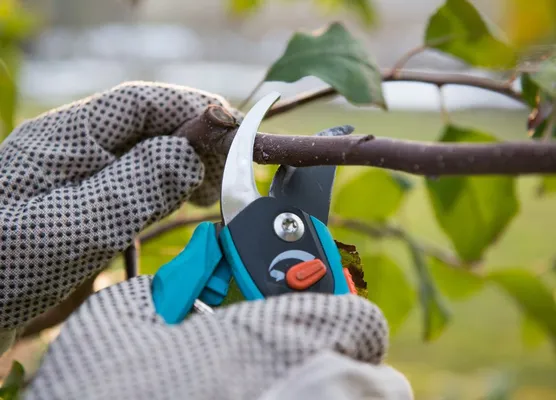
265,69,523,119
390,45,428,78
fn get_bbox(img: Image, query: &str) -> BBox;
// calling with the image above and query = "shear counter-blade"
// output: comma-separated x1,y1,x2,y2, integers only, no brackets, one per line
220,92,281,225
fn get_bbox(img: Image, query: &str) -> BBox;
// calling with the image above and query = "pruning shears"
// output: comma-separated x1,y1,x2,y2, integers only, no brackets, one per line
152,91,358,323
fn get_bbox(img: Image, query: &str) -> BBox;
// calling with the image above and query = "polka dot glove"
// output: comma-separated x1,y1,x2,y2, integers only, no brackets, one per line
0,82,241,347
23,276,413,400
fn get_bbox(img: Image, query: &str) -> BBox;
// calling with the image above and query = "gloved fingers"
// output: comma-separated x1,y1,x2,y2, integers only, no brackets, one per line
259,351,413,400
0,136,205,330
218,291,389,366
2,82,241,201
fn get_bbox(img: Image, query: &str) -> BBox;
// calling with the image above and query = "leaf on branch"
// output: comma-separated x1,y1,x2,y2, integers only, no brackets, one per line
486,267,556,348
0,361,25,399
264,22,386,108
427,256,484,301
406,236,451,341
333,168,408,223
426,125,519,263
363,253,416,335
425,0,517,69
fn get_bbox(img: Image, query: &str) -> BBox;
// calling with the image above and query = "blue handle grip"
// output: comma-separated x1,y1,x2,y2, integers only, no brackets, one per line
152,222,222,324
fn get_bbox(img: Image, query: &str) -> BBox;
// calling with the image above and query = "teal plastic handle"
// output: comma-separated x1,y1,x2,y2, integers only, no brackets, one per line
152,222,222,324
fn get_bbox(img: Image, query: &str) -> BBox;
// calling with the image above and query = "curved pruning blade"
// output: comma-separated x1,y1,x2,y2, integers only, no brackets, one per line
221,91,281,225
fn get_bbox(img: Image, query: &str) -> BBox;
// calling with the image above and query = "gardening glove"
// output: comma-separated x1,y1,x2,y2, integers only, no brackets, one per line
24,276,413,400
0,81,242,354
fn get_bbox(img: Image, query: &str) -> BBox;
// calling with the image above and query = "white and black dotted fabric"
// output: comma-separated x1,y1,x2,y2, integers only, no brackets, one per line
0,82,241,331
24,276,389,400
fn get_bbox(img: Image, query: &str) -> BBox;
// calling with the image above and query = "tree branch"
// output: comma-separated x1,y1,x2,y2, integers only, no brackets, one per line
178,105,556,175
265,69,523,119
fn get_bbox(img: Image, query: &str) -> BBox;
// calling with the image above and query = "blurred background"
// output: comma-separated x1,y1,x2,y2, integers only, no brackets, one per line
2,0,556,399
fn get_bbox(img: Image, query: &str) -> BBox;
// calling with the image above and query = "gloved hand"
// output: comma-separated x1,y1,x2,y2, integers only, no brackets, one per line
0,81,241,353
23,276,413,400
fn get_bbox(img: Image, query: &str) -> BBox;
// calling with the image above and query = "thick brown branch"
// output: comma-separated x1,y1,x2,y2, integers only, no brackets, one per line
266,69,523,118
178,108,556,175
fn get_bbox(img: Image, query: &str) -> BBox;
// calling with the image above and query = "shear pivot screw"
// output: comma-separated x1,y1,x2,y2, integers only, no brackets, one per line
274,213,305,242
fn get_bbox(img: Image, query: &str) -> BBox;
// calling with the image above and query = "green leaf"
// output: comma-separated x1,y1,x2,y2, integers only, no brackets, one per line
264,22,385,108
487,267,556,346
521,313,548,349
363,254,416,335
425,0,516,69
538,175,556,196
426,125,519,262
0,45,20,139
428,256,484,300
333,168,407,222
0,361,25,399
406,236,451,341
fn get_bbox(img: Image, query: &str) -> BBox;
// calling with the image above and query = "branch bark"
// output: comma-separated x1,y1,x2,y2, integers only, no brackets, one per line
178,105,556,176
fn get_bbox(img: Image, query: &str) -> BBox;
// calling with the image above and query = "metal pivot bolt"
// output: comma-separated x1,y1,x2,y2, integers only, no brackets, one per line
274,212,305,242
